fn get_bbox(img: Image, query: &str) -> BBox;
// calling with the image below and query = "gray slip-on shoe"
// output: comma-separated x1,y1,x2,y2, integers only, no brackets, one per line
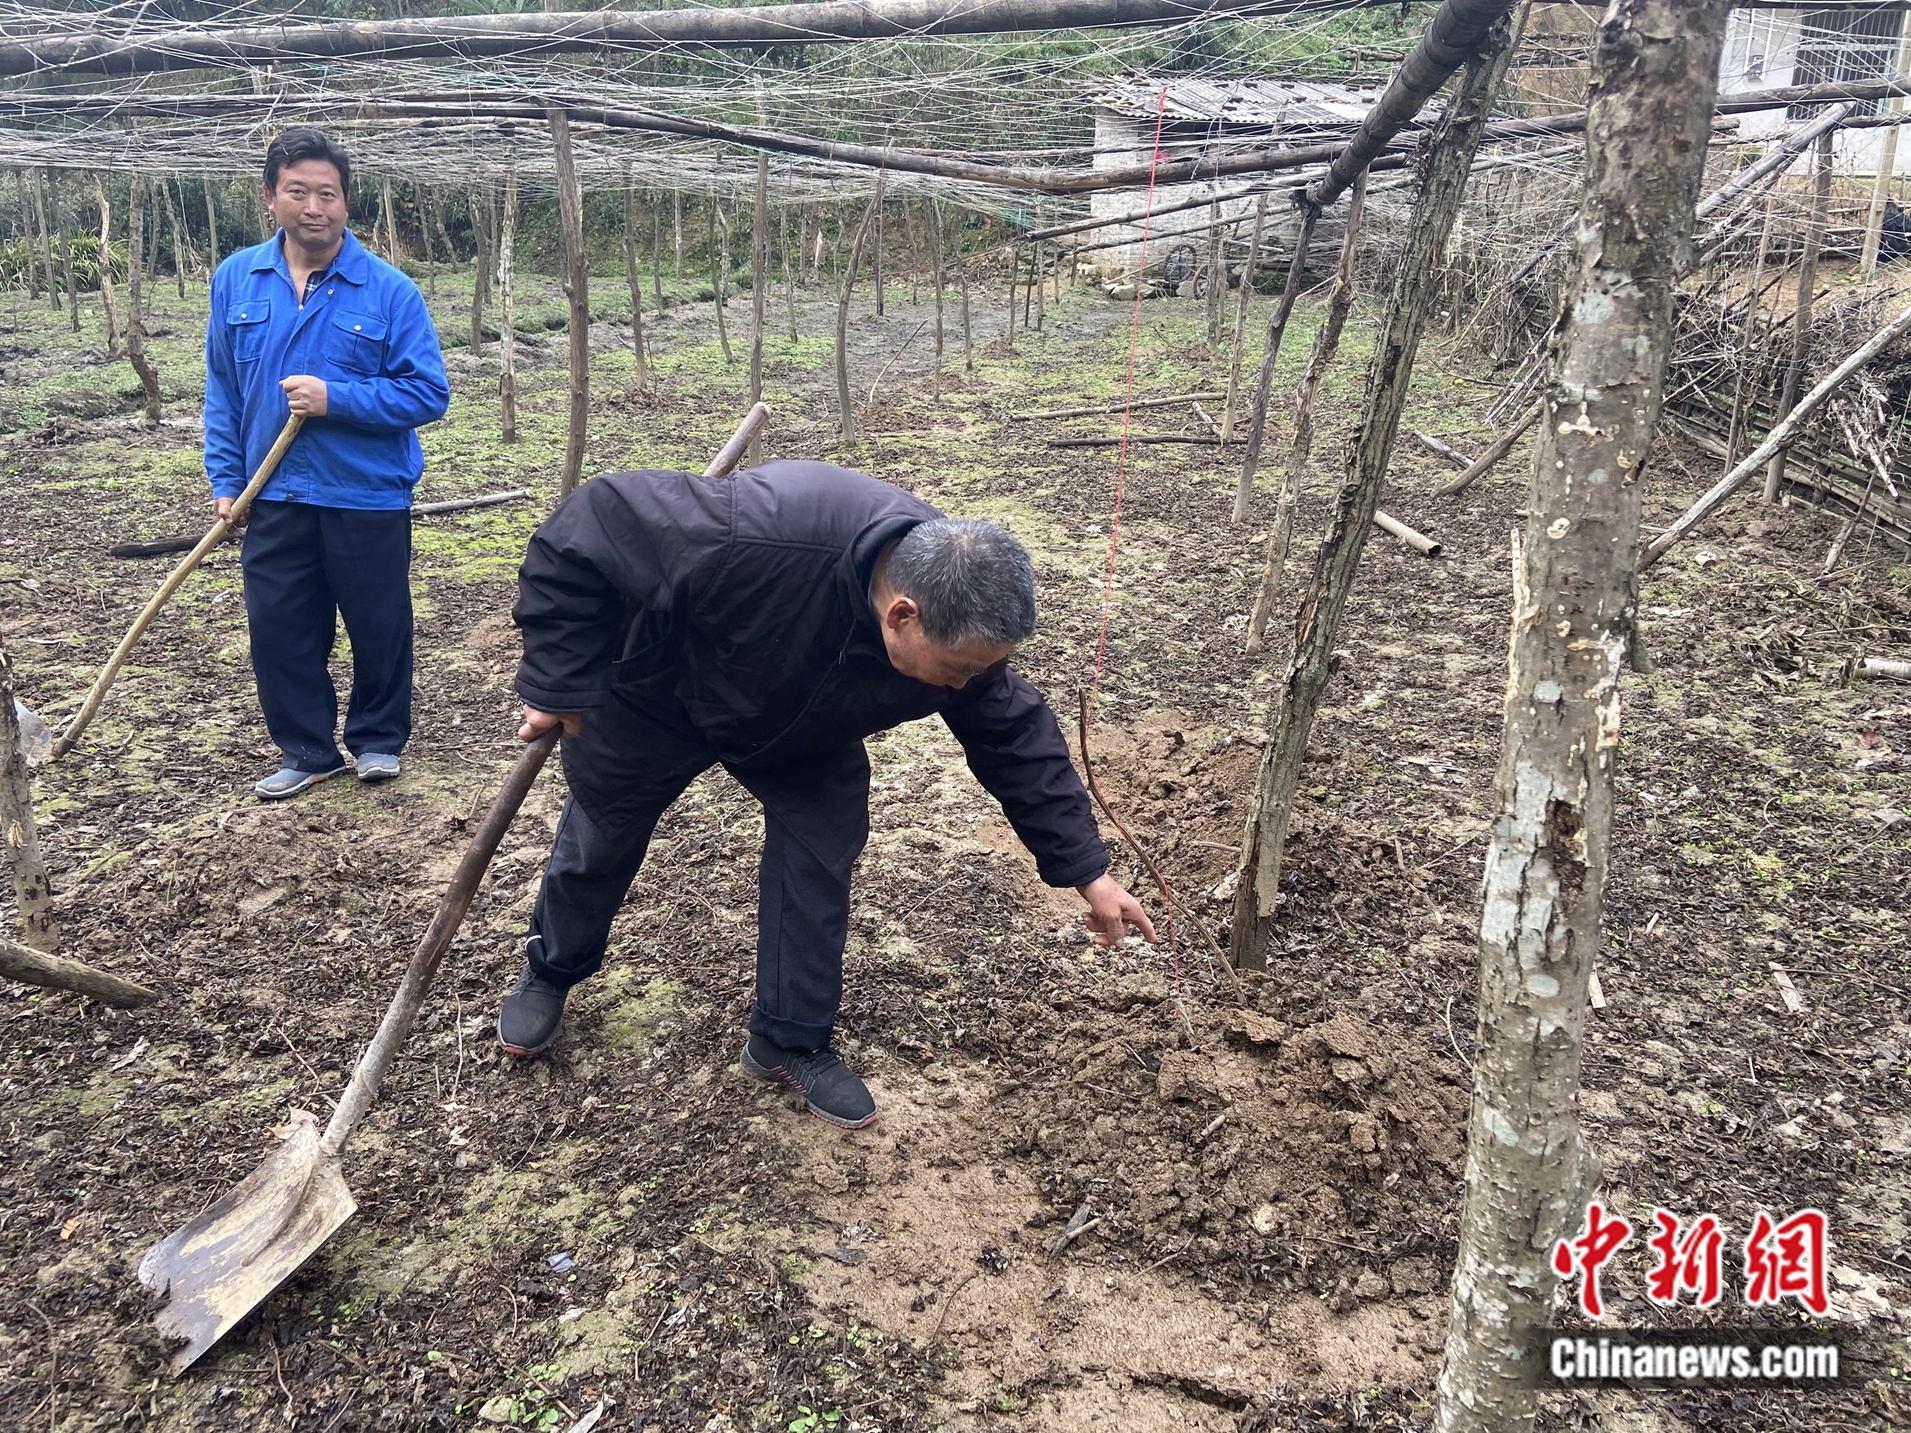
741,1034,878,1129
356,752,401,783
254,764,347,801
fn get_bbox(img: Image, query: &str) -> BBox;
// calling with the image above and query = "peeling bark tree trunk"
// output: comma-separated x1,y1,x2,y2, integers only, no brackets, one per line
1433,5,1730,1430
835,197,878,442
550,110,590,497
1764,127,1834,504
622,169,648,394
92,174,120,359
498,158,520,444
124,176,162,426
1230,4,1528,970
1,650,58,953
1245,171,1368,657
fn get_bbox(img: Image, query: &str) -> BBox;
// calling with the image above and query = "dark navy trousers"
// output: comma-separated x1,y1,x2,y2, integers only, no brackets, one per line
526,703,870,1053
240,498,413,773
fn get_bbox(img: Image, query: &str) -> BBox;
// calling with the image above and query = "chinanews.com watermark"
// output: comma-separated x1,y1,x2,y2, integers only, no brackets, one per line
1533,1201,1848,1388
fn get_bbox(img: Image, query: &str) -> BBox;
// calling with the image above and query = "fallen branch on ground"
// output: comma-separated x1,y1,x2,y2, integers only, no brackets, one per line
0,935,158,1007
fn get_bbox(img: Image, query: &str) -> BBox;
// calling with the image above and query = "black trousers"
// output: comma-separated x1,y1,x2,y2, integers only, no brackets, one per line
241,499,413,773
526,702,870,1052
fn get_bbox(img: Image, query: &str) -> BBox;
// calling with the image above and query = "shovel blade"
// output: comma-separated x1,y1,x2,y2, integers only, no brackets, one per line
137,1109,357,1375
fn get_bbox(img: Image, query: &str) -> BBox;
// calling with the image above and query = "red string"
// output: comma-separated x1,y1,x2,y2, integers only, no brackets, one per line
1085,87,1186,1003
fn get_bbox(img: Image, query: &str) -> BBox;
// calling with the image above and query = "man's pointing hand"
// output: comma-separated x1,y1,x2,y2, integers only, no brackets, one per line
1075,873,1157,947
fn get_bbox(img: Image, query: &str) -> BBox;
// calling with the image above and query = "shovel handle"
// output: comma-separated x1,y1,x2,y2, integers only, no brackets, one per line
51,413,304,761
321,728,559,1156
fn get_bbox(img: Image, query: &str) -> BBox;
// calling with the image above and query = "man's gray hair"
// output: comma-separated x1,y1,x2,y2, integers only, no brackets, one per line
885,518,1037,648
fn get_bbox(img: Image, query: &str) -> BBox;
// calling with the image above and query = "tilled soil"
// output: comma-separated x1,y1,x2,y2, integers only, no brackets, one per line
1,262,1907,1432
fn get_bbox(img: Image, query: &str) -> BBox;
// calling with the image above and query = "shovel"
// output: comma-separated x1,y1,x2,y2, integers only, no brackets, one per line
50,412,304,762
137,725,558,1372
134,402,774,1374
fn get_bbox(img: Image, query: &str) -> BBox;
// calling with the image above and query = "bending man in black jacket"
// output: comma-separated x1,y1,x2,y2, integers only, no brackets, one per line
503,460,1154,1128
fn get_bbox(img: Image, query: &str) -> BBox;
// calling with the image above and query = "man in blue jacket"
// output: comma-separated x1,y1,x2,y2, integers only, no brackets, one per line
205,127,450,800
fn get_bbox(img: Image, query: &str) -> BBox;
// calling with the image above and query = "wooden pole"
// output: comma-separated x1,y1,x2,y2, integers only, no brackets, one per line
468,184,489,353
1245,173,1367,656
1861,14,1911,279
124,175,162,426
714,200,735,365
836,197,878,442
782,198,798,343
498,157,519,444
622,167,648,394
91,174,120,358
29,168,58,310
873,171,886,316
1230,3,1526,970
53,171,78,331
418,182,436,297
750,153,769,462
380,175,398,263
1434,7,1730,1428
1219,193,1268,443
1764,128,1834,504
0,935,157,1008
956,221,974,371
1006,242,1020,349
1231,204,1321,524
0,650,58,953
14,169,41,299
1436,400,1542,497
203,176,219,274
549,110,590,497
651,191,664,307
162,173,189,297
673,190,682,279
1205,196,1224,347
929,196,946,398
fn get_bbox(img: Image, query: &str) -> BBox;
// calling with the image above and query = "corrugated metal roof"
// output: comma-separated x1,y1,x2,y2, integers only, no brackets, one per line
1090,77,1389,128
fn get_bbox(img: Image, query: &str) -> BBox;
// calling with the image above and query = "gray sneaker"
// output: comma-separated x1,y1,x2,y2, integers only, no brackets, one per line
254,764,347,801
356,752,401,783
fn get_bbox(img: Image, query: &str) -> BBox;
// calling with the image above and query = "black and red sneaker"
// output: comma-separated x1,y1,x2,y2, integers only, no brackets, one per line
740,1034,878,1129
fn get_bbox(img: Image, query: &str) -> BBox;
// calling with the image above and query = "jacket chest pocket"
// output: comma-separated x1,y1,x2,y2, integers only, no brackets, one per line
326,310,387,375
226,301,270,363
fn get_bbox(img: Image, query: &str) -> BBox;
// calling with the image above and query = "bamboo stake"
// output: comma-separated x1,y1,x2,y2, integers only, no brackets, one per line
54,415,303,761
1374,509,1443,556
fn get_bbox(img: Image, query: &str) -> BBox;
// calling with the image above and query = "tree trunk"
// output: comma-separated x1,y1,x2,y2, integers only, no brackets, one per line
1007,242,1020,349
714,202,735,365
419,182,436,297
14,170,40,299
92,174,120,358
652,192,664,307
957,223,973,371
673,190,682,279
782,201,798,342
380,174,398,264
750,153,769,462
1230,4,1528,971
29,168,58,310
1230,206,1320,524
1433,6,1730,1430
836,197,879,442
203,176,220,274
124,176,162,426
498,158,519,444
1764,129,1834,503
144,181,160,282
53,172,78,331
623,173,648,393
549,111,591,497
0,651,58,953
1245,172,1368,657
468,184,490,352
161,174,189,297
929,196,947,398
1219,193,1269,443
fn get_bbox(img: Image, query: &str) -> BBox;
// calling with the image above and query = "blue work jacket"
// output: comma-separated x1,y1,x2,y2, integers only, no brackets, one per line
205,229,450,510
